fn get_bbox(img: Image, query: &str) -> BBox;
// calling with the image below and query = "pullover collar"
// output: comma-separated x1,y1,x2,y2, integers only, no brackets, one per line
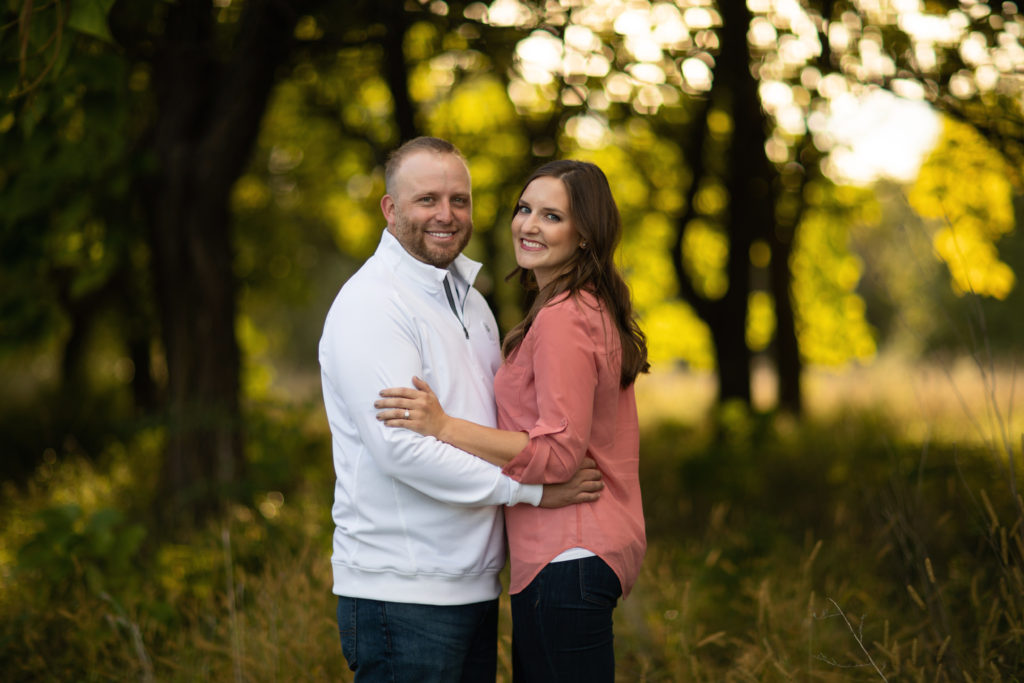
377,229,482,294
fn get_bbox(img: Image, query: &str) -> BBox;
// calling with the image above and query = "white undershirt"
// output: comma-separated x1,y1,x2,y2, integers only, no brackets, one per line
550,547,596,562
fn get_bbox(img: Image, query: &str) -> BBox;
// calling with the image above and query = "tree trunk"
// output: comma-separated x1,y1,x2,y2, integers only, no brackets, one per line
714,0,768,407
769,216,801,413
379,0,418,143
707,304,752,405
147,0,301,529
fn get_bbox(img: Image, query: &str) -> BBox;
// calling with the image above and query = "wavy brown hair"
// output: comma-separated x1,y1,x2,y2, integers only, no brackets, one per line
502,160,649,387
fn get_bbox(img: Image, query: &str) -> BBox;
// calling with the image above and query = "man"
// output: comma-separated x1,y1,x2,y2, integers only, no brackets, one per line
319,137,601,682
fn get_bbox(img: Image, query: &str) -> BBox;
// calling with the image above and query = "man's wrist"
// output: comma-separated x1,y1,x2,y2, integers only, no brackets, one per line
518,482,544,507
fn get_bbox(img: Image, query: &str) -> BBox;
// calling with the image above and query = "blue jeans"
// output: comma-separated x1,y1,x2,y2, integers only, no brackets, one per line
336,595,498,683
510,556,623,682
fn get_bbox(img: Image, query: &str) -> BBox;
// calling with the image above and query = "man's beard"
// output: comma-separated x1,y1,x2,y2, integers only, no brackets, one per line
392,210,472,269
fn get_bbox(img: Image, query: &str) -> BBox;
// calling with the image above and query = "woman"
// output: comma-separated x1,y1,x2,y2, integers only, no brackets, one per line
375,160,648,681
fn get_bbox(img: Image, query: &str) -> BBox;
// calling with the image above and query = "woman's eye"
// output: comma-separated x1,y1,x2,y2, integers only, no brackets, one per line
515,205,530,215
545,213,560,221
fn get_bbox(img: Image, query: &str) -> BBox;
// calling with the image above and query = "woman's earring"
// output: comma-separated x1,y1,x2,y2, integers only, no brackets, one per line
579,240,588,249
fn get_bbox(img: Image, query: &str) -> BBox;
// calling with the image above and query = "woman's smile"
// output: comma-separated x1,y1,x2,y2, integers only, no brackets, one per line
511,176,581,289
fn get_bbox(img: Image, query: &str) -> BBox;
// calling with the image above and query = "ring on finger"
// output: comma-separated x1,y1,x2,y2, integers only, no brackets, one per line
404,409,410,419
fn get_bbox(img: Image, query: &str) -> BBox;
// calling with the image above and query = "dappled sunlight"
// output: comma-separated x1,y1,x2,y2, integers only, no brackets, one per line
635,366,717,428
803,354,1024,448
681,219,729,299
825,90,941,184
6,356,1021,678
3,0,1023,678
746,291,775,352
220,1,1022,378
909,118,1017,300
487,0,1024,179
791,184,879,366
638,353,1024,450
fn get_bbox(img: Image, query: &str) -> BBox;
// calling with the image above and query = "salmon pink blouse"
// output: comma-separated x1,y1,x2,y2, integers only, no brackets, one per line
496,291,646,596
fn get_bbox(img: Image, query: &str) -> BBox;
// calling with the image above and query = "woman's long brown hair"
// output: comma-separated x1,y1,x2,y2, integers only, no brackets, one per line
502,160,650,387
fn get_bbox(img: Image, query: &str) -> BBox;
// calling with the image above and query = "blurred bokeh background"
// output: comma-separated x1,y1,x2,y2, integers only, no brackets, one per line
2,0,1022,679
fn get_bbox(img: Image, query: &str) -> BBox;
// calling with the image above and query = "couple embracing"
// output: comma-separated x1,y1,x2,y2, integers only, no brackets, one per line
319,136,648,682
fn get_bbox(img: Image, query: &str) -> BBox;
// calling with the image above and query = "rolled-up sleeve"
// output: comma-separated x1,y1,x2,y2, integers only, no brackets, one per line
501,303,597,484
322,295,541,507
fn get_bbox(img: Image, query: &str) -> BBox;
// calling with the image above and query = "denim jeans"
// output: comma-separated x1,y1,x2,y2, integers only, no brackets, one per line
510,555,623,683
336,595,498,683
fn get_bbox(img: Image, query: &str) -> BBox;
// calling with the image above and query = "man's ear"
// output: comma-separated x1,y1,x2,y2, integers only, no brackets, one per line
381,194,395,223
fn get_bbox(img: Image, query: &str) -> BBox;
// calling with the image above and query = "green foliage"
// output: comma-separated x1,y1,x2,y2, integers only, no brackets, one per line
0,1,150,426
792,182,880,365
1,376,1021,680
0,399,340,680
3,0,1021,452
68,0,118,43
910,118,1017,299
0,1,1021,679
562,125,716,367
15,504,145,601
0,46,137,343
242,398,333,514
629,404,1024,680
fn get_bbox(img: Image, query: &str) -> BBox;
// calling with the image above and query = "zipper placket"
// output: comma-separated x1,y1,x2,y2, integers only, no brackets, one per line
443,276,469,339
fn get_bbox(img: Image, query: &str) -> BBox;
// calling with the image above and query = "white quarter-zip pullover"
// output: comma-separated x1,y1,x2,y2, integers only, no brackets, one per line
319,229,542,605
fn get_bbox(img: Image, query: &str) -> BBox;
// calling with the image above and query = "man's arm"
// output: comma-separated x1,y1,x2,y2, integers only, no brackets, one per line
538,458,603,508
322,292,538,507
376,376,527,467
375,377,606,506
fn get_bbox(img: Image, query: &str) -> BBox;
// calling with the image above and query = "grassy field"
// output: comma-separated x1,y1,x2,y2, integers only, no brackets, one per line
1,357,1022,681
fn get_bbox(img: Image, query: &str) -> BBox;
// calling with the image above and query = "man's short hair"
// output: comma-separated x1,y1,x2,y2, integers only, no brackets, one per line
384,137,468,195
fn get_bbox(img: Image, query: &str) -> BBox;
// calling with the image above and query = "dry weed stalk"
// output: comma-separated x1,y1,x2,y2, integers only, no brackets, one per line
814,598,889,681
222,525,244,683
101,592,155,683
878,190,1024,678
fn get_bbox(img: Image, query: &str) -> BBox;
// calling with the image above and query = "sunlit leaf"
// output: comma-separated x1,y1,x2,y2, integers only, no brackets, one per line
67,0,116,43
909,118,1016,299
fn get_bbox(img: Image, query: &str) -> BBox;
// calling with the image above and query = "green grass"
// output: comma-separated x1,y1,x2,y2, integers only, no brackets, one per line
1,363,1022,681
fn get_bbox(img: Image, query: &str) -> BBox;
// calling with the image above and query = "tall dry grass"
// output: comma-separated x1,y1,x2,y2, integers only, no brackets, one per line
1,355,1021,681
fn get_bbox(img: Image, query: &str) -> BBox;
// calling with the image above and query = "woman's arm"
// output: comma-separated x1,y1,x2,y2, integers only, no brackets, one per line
498,300,599,484
375,376,528,467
